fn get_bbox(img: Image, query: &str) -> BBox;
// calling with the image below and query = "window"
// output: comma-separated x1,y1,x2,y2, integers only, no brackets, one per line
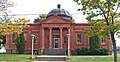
77,34,82,45
64,36,67,43
12,34,17,43
101,38,106,45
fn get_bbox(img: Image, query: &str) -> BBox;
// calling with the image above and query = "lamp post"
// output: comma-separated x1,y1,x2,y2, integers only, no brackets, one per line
67,34,70,59
31,34,35,59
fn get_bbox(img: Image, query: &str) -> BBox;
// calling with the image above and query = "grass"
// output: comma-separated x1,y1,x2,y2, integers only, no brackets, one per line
0,53,31,62
68,54,120,62
0,54,120,62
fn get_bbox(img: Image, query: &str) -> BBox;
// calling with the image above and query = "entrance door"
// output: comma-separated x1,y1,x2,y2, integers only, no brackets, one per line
53,38,60,48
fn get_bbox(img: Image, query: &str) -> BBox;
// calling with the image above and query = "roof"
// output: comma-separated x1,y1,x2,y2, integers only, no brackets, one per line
46,4,72,20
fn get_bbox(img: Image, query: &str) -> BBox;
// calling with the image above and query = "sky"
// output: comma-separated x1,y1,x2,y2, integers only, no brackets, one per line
7,0,120,46
9,0,87,23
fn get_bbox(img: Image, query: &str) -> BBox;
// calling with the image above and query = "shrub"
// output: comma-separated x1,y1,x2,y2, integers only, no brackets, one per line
76,47,109,55
98,48,109,55
76,47,90,55
90,36,100,53
14,33,26,54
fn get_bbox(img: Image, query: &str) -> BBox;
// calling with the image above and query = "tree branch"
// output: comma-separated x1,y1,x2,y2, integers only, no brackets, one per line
114,3,119,15
111,3,119,24
97,3,109,25
106,0,110,20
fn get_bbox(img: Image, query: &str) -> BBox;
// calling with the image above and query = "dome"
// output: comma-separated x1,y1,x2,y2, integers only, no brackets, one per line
46,4,72,20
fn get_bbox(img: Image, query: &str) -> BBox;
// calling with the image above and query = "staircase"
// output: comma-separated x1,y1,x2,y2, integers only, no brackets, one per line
43,48,67,55
33,48,67,61
34,55,67,61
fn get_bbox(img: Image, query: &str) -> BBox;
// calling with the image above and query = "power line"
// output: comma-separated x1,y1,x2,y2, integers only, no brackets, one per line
0,13,83,16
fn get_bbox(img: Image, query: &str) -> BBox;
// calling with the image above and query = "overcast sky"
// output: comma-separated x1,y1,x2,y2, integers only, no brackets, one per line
7,0,120,46
8,0,87,23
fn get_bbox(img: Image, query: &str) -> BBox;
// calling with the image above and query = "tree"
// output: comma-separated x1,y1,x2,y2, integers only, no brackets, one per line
0,18,30,36
34,14,47,23
14,33,26,54
74,0,120,62
0,0,14,23
0,0,29,42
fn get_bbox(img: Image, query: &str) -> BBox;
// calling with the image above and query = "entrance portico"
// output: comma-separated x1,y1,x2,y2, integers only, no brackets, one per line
41,27,70,49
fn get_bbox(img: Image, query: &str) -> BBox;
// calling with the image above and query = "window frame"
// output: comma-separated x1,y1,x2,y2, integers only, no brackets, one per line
76,33,82,45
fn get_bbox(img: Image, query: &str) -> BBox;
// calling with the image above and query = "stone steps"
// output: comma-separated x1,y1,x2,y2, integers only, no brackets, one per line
43,48,67,55
33,55,67,61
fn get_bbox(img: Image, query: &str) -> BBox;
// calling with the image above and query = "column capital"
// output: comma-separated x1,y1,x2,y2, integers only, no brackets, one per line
48,27,52,29
67,27,70,29
42,27,45,29
59,27,63,29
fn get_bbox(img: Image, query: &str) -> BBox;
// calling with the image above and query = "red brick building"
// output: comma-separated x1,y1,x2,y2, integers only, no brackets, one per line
5,4,112,54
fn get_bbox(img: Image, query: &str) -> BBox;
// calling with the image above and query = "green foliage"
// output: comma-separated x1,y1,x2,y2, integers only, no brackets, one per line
73,0,120,61
76,36,109,55
98,48,109,55
74,0,120,38
90,36,100,54
14,33,26,54
76,47,90,55
76,47,109,55
0,35,6,44
34,14,47,23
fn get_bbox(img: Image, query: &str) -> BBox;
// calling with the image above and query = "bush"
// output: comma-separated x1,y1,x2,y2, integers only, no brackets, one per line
98,48,109,55
76,47,90,55
76,47,109,55
90,36,100,52
14,33,26,54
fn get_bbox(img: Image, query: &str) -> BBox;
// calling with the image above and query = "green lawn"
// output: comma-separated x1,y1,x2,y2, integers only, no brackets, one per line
0,54,120,62
69,54,120,62
0,53,31,62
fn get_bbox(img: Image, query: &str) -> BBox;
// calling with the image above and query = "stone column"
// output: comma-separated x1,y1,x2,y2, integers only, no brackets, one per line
49,28,52,48
28,30,31,50
60,27,63,48
41,28,45,54
42,28,45,48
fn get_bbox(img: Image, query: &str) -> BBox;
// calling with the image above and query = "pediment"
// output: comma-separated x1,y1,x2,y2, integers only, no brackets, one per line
41,16,72,24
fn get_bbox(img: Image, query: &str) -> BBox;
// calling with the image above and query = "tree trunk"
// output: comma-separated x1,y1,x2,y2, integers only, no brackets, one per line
111,32,117,62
